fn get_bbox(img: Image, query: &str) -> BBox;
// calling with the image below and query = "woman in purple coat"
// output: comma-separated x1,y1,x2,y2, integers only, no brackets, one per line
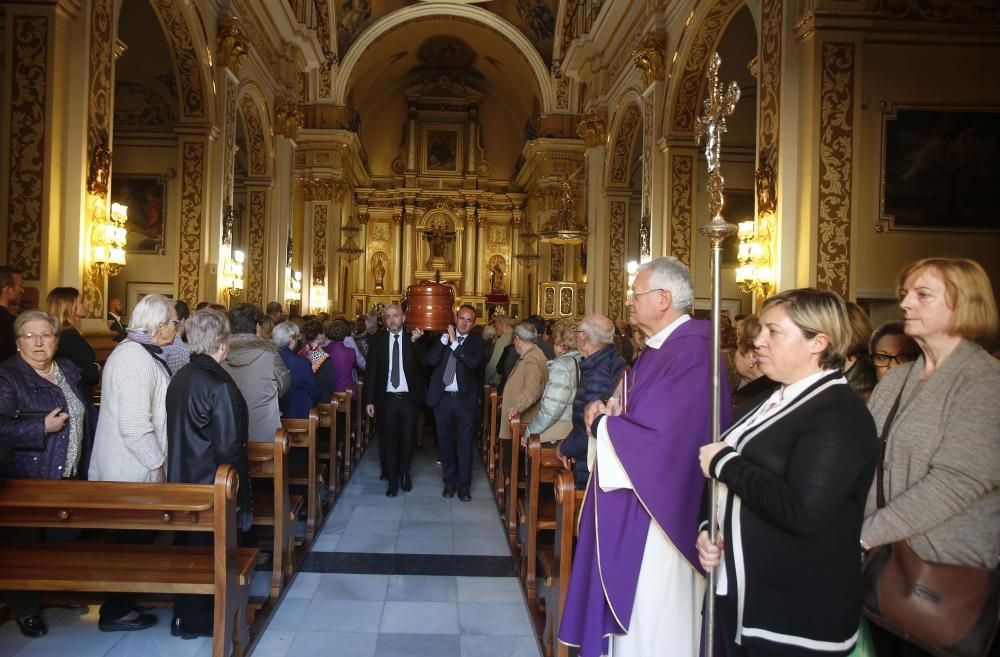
0,310,91,638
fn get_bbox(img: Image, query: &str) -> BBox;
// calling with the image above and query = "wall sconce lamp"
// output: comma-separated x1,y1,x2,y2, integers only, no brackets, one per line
221,249,245,304
91,200,128,277
626,260,640,286
285,267,302,301
311,284,328,314
734,165,776,296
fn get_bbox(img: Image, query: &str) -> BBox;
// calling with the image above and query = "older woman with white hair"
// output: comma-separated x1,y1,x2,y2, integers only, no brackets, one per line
87,293,176,632
165,308,253,639
273,320,320,419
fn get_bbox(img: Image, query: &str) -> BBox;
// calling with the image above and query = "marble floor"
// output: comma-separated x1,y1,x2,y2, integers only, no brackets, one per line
0,445,542,657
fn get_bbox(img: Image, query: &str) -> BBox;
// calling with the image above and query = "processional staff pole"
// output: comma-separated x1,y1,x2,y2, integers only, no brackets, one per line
695,51,740,657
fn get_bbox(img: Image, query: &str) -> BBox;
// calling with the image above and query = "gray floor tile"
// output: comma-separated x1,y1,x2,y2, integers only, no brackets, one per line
386,575,458,602
267,597,310,630
302,599,384,633
252,629,295,657
397,520,453,537
403,505,452,522
352,504,404,520
311,533,342,551
344,517,400,536
458,602,534,636
334,533,397,553
456,576,523,602
314,573,389,600
460,634,542,657
374,633,461,657
287,631,378,657
394,535,454,554
453,535,510,556
286,572,324,598
379,601,459,634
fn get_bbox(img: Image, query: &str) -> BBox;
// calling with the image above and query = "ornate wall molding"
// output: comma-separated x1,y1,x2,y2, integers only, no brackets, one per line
608,201,626,320
223,79,238,203
576,111,607,148
632,32,666,88
641,94,654,260
148,0,206,119
246,190,267,305
758,0,783,174
6,15,48,280
669,153,693,265
670,0,742,135
550,244,564,280
312,204,329,285
239,95,269,176
816,42,855,298
872,0,1000,22
274,97,303,139
609,104,642,185
178,141,206,303
217,17,250,74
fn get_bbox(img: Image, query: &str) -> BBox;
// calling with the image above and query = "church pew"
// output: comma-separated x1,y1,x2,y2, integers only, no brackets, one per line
352,382,366,458
505,419,527,553
334,390,354,479
519,434,567,605
548,468,586,657
316,397,341,504
486,388,500,489
0,465,257,657
282,411,325,544
247,428,300,599
480,385,493,465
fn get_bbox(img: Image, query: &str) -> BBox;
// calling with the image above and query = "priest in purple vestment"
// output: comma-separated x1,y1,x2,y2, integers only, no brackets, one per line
559,256,731,657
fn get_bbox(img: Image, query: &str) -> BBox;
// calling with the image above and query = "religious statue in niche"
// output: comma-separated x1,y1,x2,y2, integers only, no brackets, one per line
488,255,506,294
371,252,387,293
420,217,456,269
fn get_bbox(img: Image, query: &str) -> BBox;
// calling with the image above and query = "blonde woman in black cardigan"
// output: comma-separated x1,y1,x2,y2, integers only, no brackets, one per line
697,289,878,656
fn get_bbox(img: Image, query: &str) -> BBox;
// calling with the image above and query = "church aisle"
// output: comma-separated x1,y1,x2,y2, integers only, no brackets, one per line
0,446,541,657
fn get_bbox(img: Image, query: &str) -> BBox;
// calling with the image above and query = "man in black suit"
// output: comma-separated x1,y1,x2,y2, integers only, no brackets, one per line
106,297,127,341
426,304,483,501
364,303,427,497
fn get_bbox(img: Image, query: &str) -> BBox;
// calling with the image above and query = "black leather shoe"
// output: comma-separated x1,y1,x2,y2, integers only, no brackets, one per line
458,488,472,502
16,614,47,638
400,473,412,492
379,472,387,481
442,483,455,498
98,612,157,632
386,483,398,497
171,616,210,639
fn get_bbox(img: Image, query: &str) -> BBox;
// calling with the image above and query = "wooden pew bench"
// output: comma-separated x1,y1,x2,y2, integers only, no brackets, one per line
545,468,586,657
282,411,325,544
316,397,341,504
520,435,567,605
248,428,300,599
0,465,257,657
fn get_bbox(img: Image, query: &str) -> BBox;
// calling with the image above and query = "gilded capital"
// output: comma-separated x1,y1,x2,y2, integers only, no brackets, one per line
632,33,666,88
274,97,303,140
217,17,250,74
577,112,608,148
301,178,333,202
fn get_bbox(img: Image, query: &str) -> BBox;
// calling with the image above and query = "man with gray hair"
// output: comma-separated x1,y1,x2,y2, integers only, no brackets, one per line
560,256,730,657
558,313,626,488
485,314,513,385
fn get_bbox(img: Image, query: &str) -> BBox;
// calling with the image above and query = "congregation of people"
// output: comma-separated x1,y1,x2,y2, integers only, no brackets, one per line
0,254,997,657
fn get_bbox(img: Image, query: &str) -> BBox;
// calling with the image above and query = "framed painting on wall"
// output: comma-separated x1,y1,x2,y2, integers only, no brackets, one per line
125,282,174,316
421,125,463,175
111,175,167,253
881,106,1000,231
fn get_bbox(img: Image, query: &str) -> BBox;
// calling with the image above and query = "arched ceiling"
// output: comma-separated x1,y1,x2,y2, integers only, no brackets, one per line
346,16,542,122
335,0,557,66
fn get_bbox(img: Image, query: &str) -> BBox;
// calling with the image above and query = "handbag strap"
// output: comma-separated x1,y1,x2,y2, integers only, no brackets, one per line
875,367,912,509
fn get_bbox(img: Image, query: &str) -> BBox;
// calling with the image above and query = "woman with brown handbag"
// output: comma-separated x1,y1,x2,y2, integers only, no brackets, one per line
861,257,1000,657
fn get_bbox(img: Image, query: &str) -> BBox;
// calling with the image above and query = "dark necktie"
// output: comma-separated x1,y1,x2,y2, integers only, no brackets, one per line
390,333,400,388
442,336,464,385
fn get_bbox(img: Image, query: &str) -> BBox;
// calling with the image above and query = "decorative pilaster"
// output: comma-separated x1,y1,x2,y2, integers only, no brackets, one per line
245,188,268,306
474,211,486,296
668,150,695,266
608,200,627,321
392,208,404,292
815,42,856,298
463,201,478,295
177,138,208,303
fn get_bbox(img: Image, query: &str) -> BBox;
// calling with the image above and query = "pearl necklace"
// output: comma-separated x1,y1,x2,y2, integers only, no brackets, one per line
33,362,56,378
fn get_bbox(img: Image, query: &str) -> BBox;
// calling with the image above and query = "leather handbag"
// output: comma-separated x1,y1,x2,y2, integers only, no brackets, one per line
862,378,1000,657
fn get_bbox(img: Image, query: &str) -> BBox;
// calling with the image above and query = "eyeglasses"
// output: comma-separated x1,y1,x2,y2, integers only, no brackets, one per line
18,332,56,343
626,288,663,299
870,351,919,367
169,319,181,326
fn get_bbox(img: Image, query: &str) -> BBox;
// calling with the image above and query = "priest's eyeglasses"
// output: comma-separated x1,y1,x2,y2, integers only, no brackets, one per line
626,287,664,299
870,351,919,367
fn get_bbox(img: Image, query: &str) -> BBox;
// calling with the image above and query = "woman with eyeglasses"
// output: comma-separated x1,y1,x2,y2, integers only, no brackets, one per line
868,320,918,381
0,310,92,637
861,258,1000,657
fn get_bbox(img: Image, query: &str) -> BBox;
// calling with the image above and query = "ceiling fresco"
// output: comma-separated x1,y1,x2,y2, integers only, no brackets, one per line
335,0,558,65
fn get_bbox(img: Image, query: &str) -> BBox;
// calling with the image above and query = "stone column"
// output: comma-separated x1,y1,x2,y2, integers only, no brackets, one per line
401,210,415,289
463,201,477,294
392,209,403,293
467,106,478,175
577,112,608,315
406,103,418,172
509,201,522,297
271,139,295,306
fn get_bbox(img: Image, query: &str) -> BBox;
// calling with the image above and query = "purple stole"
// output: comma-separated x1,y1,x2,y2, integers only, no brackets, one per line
558,319,731,657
